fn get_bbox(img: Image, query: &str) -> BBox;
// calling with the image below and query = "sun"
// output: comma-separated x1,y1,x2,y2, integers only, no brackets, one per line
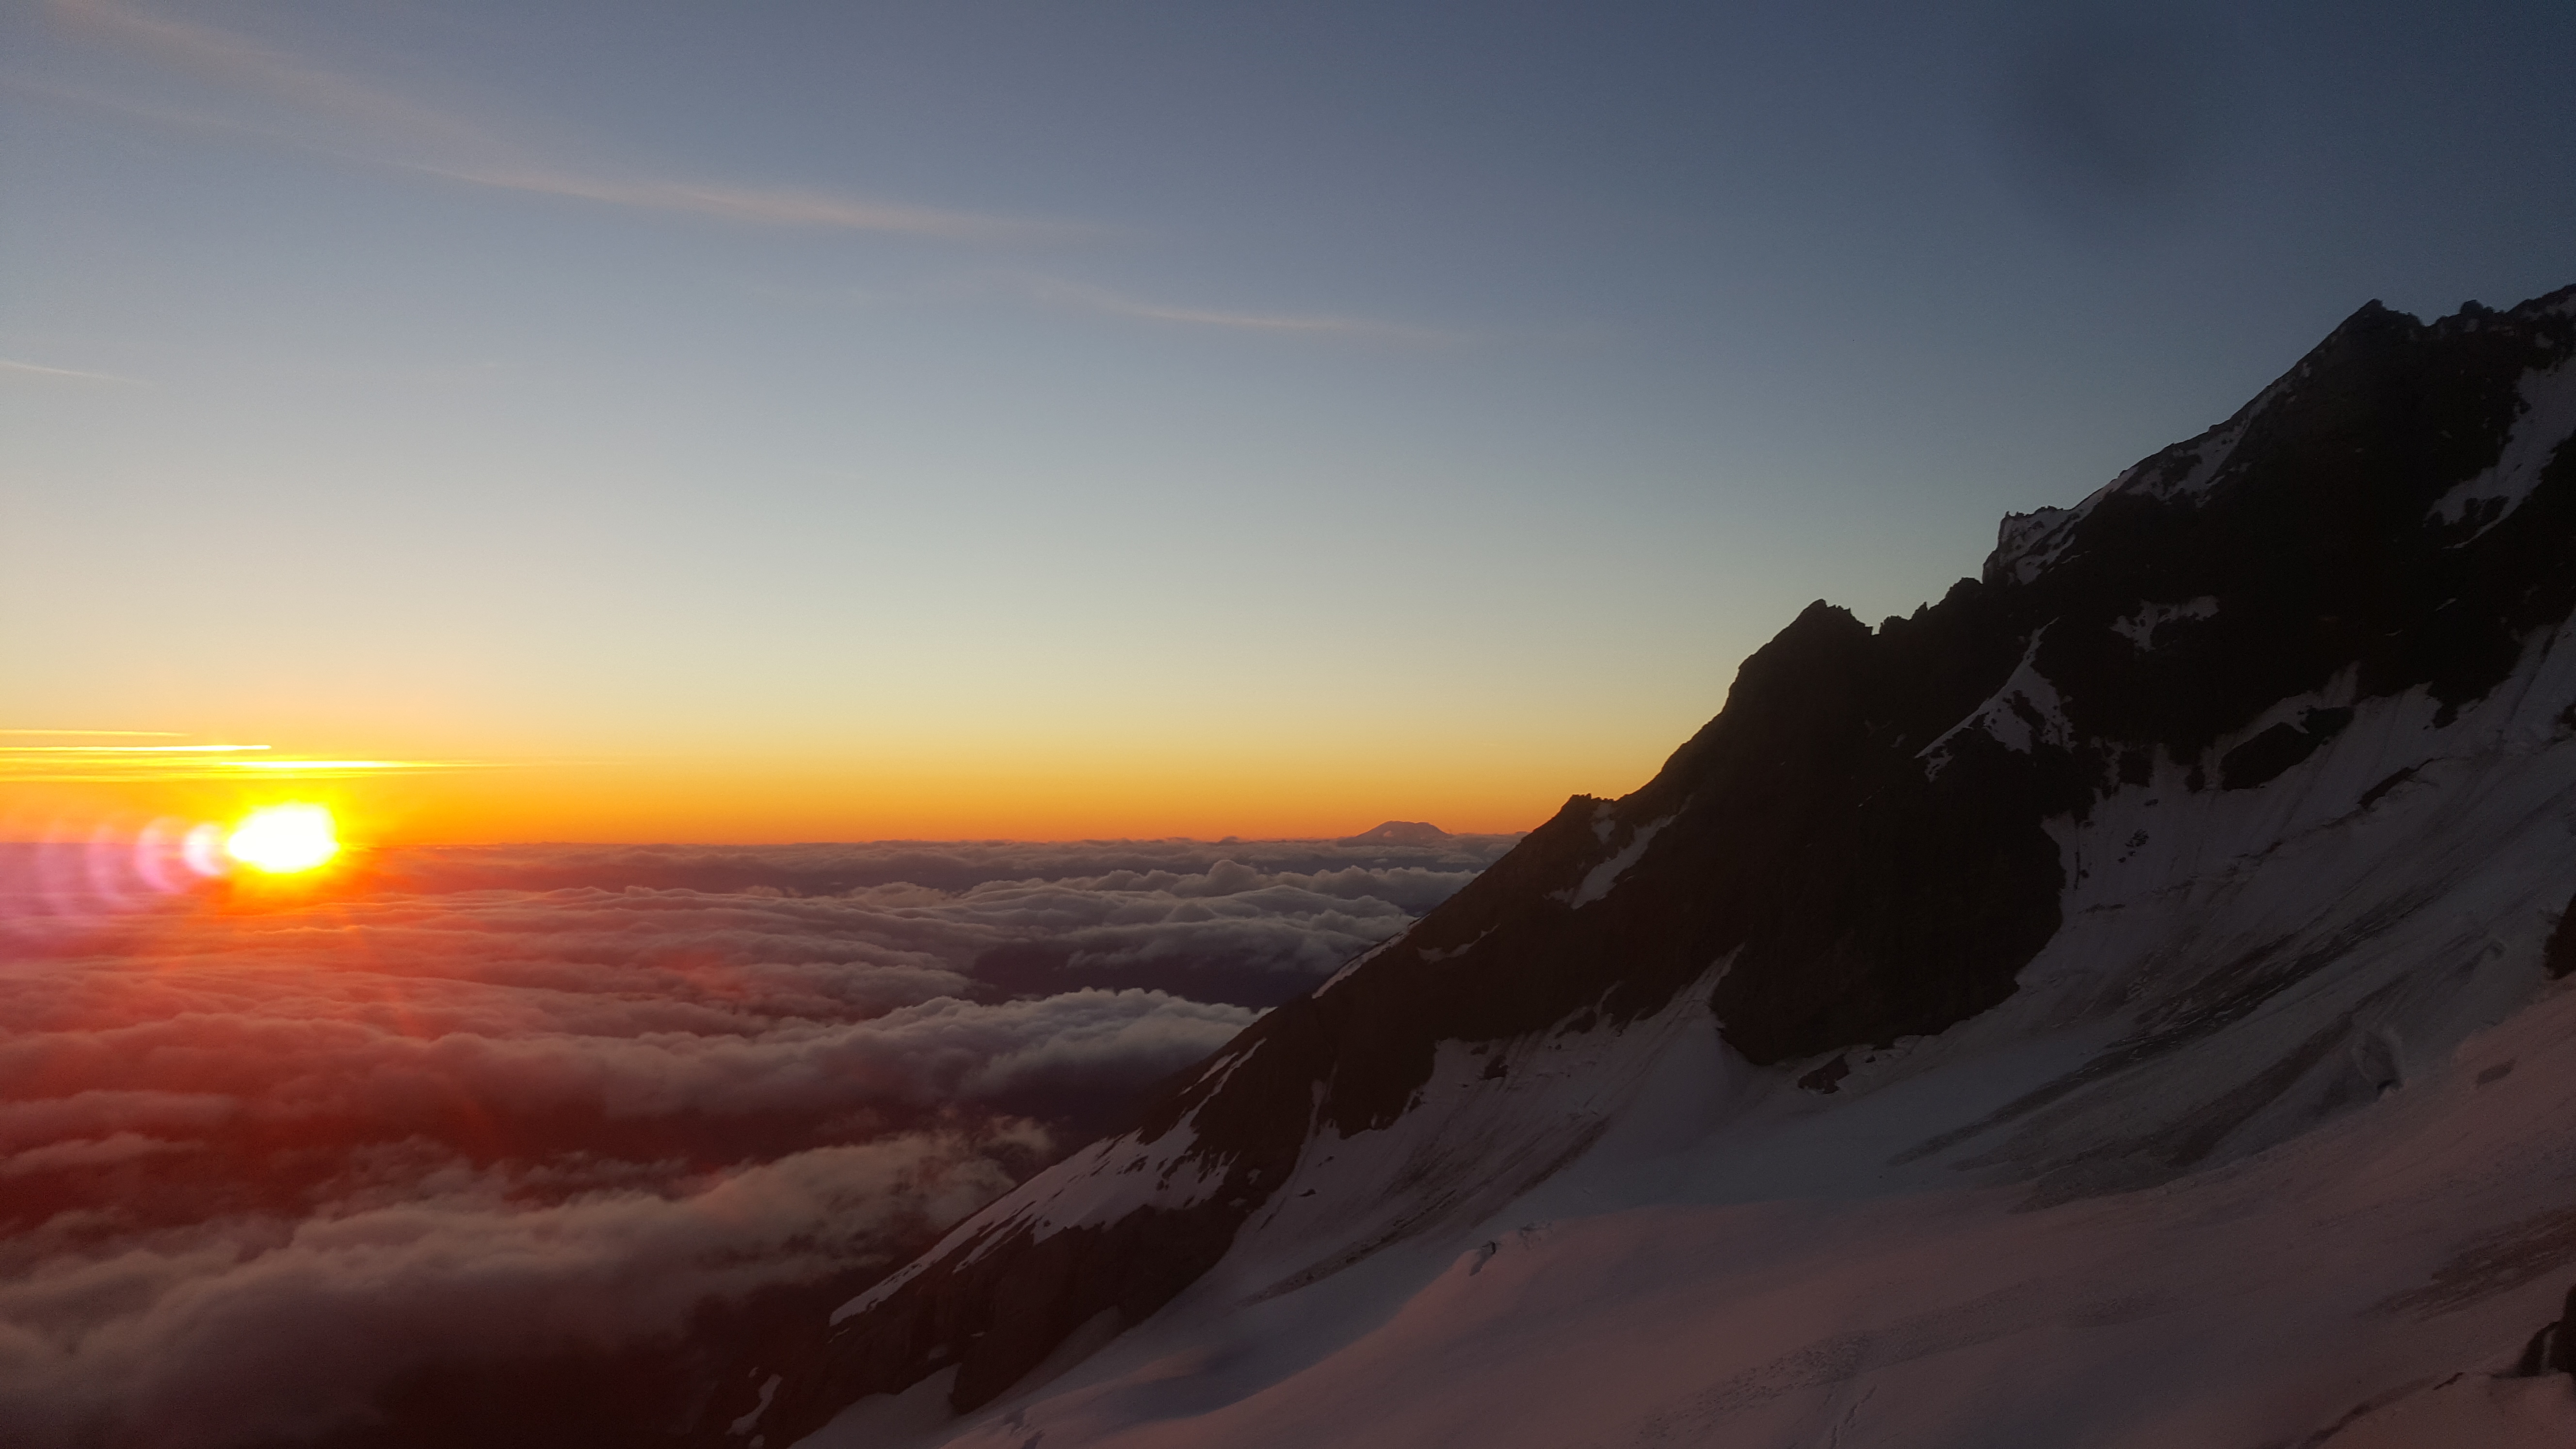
226,804,340,874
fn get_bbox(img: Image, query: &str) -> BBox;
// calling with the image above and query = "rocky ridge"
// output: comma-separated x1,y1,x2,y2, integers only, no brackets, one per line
725,285,2576,1447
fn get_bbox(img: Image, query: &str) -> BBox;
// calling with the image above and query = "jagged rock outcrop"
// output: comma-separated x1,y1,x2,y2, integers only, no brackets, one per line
2513,1283,2576,1380
2547,892,2576,979
724,285,2576,1446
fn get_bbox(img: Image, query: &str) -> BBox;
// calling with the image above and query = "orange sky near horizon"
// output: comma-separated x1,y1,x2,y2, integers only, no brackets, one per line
0,642,1721,843
0,731,1674,844
15,0,2571,869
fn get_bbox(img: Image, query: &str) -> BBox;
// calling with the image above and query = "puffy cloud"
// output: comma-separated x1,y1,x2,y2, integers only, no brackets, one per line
0,835,1510,1447
0,1133,1030,1449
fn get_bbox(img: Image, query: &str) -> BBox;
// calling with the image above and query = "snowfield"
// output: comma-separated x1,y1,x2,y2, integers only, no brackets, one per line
805,622,2576,1449
918,981,2576,1449
779,288,2576,1449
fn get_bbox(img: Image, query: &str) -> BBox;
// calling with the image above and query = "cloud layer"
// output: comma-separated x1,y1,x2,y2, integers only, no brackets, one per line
0,834,1510,1447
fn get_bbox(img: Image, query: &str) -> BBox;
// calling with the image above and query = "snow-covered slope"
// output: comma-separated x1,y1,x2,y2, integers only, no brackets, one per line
919,971,2576,1449
733,286,2576,1449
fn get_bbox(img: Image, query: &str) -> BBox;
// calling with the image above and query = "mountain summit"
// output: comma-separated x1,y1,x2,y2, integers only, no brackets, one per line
1334,821,1452,847
737,288,2576,1448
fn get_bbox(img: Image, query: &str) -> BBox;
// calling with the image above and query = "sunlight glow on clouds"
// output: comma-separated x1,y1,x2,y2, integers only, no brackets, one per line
0,835,1510,1447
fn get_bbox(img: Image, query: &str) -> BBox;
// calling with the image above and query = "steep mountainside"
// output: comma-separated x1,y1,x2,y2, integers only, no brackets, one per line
729,287,2576,1449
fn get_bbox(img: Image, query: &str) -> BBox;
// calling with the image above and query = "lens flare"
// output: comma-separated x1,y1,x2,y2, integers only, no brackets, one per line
225,805,339,874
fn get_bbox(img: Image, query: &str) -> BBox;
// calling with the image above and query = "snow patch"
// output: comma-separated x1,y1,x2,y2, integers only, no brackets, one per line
1989,502,2094,585
1315,934,1403,998
1555,817,1672,909
2429,362,2576,540
831,1256,930,1326
730,1374,782,1437
1918,627,2071,776
827,1114,1232,1326
1212,977,1726,1314
1190,1044,1254,1097
1986,403,2264,585
1417,927,1495,963
2293,1372,2576,1449
2111,596,2218,649
2127,412,2253,503
794,1365,960,1449
1005,1118,1228,1248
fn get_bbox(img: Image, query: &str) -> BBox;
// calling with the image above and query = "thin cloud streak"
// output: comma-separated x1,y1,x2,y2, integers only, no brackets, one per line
407,164,1077,242
760,272,1454,343
46,0,1076,243
1018,274,1459,342
0,763,483,783
0,740,489,783
45,6,1424,326
0,745,269,753
48,0,490,155
0,358,135,384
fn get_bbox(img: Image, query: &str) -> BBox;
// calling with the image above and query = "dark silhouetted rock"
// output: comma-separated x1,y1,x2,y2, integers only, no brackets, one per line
735,284,2576,1445
2512,1282,2576,1378
2548,890,2576,980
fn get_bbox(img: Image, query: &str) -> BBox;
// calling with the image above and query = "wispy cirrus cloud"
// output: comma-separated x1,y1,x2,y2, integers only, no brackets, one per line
42,3,1453,335
757,271,1458,343
999,272,1452,340
0,357,137,384
1019,274,1459,341
0,730,483,783
409,164,1072,242
41,0,1076,243
46,0,492,152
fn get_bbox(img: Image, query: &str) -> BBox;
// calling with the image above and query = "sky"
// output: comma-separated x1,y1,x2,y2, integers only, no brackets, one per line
5,0,2575,843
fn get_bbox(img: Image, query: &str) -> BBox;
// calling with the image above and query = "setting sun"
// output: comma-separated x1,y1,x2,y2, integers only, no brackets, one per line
225,804,340,874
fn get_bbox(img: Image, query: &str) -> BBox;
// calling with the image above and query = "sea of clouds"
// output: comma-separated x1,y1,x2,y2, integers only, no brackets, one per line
0,834,1513,1448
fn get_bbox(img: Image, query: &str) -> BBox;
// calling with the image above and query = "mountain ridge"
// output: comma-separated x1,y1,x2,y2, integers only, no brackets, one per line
729,284,2576,1447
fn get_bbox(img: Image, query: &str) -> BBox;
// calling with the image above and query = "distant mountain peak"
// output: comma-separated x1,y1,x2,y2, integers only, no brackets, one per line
1336,821,1451,846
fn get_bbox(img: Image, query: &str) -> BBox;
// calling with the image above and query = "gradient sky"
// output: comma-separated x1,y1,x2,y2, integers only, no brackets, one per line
5,0,2573,842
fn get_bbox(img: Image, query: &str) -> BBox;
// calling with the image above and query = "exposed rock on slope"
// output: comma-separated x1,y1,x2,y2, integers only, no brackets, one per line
732,286,2576,1447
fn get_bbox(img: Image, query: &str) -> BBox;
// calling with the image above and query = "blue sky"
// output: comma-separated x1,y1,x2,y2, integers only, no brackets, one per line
4,0,2572,838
